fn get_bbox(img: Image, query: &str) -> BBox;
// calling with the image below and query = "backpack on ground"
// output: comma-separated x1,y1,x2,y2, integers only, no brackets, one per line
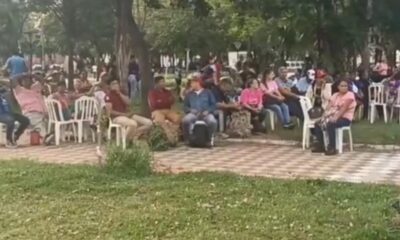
226,110,252,138
189,120,212,148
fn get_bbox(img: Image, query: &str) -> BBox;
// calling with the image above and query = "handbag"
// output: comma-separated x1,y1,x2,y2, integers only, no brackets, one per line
263,94,283,106
308,107,324,119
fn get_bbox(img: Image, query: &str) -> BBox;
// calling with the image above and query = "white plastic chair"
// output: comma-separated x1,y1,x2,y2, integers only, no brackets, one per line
368,83,388,124
299,96,316,150
45,98,77,146
323,126,353,154
265,109,276,131
107,118,128,149
390,88,400,124
74,96,98,143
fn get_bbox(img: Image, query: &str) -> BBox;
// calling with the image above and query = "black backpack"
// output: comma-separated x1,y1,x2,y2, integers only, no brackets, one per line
189,120,212,148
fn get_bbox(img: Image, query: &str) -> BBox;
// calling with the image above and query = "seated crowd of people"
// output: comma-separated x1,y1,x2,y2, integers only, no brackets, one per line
1,54,399,156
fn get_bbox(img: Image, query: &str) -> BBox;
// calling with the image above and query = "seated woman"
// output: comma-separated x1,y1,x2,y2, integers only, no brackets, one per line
306,70,332,111
312,79,356,156
76,71,93,94
260,68,294,129
240,78,266,133
13,74,47,139
51,82,74,120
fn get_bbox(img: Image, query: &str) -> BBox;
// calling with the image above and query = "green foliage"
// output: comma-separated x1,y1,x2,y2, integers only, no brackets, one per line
106,143,153,176
146,125,171,151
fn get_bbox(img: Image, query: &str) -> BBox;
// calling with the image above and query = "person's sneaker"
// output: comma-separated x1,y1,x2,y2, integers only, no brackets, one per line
5,141,18,149
325,148,338,156
311,145,325,153
44,133,55,146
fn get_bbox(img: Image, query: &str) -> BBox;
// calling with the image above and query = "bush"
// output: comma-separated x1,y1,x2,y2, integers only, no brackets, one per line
146,125,171,151
106,142,153,177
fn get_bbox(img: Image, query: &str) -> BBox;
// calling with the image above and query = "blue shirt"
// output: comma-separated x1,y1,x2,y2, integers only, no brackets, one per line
296,77,312,93
276,78,295,89
184,89,216,113
5,55,27,77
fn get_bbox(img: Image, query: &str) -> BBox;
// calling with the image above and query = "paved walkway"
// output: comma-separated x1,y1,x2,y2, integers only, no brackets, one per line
1,143,400,185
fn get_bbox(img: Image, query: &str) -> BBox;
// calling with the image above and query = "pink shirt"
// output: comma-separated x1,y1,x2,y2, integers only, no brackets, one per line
14,87,46,114
240,88,263,109
261,81,279,94
330,92,356,121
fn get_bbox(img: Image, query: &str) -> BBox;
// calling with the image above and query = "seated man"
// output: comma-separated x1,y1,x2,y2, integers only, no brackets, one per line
105,79,152,140
295,69,315,96
182,74,217,144
12,74,47,139
51,82,74,120
148,76,180,124
0,87,30,148
276,66,304,121
211,78,241,127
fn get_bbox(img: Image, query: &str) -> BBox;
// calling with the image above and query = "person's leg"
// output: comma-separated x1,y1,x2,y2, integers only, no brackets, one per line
132,114,153,134
151,110,167,124
267,104,284,123
165,110,181,124
25,112,47,137
0,114,16,143
311,123,325,152
128,74,137,100
204,114,218,137
113,116,138,139
182,113,198,141
326,118,351,150
12,113,30,141
279,102,292,124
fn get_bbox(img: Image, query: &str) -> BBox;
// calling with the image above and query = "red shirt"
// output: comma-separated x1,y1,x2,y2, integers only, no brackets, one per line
105,90,128,113
148,88,174,111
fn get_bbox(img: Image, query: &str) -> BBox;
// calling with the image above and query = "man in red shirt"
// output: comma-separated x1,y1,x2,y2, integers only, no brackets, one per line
105,79,152,139
148,76,181,124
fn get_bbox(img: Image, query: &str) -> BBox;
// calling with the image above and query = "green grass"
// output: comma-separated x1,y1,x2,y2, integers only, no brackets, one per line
1,161,400,239
267,119,400,145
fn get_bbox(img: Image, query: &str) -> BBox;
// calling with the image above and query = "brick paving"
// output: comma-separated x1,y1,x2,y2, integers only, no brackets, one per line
1,142,400,185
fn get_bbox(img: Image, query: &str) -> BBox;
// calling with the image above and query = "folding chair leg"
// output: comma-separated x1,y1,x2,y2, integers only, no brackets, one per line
55,123,61,146
336,129,343,154
348,129,353,152
302,126,307,150
383,106,388,123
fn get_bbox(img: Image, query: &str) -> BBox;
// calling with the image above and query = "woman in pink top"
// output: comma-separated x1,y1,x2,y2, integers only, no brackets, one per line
261,68,294,129
240,78,266,133
312,79,356,156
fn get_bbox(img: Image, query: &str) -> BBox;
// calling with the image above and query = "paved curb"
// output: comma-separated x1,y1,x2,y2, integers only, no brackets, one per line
223,138,400,151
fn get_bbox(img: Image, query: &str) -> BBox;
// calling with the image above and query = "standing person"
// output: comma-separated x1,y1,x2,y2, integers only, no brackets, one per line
105,79,152,140
174,66,182,96
276,66,303,120
0,87,30,148
2,51,28,78
311,79,356,155
182,74,217,145
373,59,389,82
240,78,266,133
261,69,294,129
128,55,140,101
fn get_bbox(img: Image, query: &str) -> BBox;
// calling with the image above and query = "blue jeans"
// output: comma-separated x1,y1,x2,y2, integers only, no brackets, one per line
182,113,217,141
266,103,291,125
314,118,351,149
128,74,140,101
0,113,30,142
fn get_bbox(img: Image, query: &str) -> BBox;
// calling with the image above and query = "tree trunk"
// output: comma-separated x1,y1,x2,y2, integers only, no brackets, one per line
117,0,153,117
361,0,373,79
63,0,77,90
115,1,131,92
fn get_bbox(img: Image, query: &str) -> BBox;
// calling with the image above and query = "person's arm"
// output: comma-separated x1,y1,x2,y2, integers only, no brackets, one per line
183,94,191,113
2,58,10,72
332,99,353,121
206,91,217,113
118,91,130,105
279,87,299,99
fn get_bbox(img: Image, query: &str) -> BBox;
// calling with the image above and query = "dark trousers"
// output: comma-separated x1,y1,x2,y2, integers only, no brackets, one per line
0,113,30,142
247,109,266,132
314,118,351,149
285,98,304,121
